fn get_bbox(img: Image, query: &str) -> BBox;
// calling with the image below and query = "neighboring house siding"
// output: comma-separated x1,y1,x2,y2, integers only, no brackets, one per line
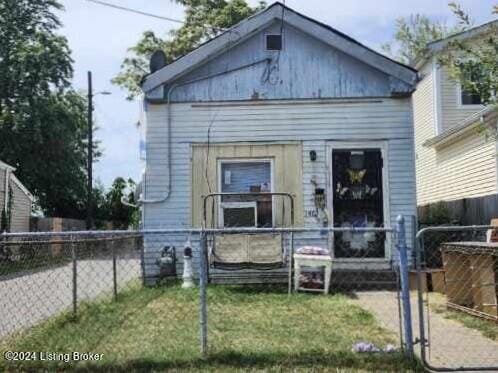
9,180,31,232
414,61,496,206
413,63,436,205
0,170,5,218
440,67,484,132
0,169,31,232
143,98,417,278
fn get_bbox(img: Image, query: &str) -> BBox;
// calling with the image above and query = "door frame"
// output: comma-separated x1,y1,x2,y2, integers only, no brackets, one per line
326,141,391,261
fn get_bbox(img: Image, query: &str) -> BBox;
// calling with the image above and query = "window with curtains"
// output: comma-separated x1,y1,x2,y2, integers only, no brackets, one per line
219,160,273,228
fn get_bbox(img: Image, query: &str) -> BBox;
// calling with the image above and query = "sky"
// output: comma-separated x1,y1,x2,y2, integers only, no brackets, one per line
58,0,497,189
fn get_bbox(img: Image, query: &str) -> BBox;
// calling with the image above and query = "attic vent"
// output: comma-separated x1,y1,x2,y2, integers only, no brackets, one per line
265,34,282,51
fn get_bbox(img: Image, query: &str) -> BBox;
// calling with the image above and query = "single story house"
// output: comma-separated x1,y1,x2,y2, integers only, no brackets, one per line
139,2,418,284
413,20,498,223
0,160,33,232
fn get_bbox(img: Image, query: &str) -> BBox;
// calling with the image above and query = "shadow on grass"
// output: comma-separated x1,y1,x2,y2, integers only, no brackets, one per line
4,350,424,372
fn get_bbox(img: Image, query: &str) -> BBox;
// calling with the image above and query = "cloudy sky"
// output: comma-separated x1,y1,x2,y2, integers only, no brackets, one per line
58,0,497,188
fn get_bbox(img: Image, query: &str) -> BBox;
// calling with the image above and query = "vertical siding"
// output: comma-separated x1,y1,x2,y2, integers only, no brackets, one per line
143,98,417,279
191,143,303,228
167,22,409,102
440,67,484,132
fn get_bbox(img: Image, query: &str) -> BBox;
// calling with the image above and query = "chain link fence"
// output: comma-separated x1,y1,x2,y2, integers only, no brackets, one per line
0,226,422,371
416,226,498,371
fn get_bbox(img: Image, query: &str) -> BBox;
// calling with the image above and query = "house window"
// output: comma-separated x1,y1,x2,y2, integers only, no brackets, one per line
219,160,273,227
265,34,282,51
461,87,482,105
459,65,482,106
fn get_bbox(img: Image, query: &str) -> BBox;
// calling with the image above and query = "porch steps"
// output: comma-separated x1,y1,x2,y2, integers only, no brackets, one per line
209,268,398,290
331,270,399,291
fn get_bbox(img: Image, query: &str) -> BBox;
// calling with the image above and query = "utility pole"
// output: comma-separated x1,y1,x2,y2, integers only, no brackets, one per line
86,71,93,230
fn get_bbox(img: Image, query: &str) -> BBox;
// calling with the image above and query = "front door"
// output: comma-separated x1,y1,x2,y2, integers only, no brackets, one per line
331,148,386,258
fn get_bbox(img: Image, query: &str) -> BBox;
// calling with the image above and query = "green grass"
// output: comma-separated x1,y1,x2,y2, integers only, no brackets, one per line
430,292,498,341
1,282,422,372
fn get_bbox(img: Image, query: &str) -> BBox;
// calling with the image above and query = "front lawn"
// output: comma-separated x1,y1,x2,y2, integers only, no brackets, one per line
0,282,422,372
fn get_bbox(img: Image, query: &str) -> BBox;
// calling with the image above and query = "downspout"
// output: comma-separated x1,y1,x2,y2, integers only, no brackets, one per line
3,168,9,215
140,83,178,205
138,58,272,207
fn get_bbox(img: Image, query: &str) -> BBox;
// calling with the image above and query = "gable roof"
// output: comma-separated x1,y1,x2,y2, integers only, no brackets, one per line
0,160,15,171
415,19,498,69
142,2,417,94
0,160,34,201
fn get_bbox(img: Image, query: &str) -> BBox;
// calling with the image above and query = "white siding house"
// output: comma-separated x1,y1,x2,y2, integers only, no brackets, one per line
139,2,418,284
0,160,33,232
413,20,498,208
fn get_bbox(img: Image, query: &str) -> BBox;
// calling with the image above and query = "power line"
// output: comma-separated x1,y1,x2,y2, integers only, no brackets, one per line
83,0,228,32
83,0,185,24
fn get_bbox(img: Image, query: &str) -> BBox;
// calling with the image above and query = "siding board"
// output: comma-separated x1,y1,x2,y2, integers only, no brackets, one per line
143,98,417,279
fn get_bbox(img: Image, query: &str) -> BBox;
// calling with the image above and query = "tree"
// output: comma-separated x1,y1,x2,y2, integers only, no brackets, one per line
438,3,498,109
381,14,464,65
113,0,266,99
0,0,97,219
94,177,138,230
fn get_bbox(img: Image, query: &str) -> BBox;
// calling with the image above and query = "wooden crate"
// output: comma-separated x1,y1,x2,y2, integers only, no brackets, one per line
409,269,445,293
441,242,498,318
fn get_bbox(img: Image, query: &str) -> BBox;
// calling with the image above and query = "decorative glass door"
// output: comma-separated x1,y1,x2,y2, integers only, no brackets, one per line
332,149,386,258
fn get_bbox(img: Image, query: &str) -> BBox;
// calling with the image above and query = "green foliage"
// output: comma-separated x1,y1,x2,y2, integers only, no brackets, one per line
0,91,92,219
382,14,461,65
0,0,98,219
93,177,138,230
0,0,73,126
113,0,266,99
438,3,498,109
420,202,452,226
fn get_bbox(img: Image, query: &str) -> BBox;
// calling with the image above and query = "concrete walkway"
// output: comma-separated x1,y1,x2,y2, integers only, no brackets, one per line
354,291,498,370
0,258,141,339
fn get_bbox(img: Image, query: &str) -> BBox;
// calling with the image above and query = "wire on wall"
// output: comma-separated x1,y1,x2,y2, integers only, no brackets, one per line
261,0,286,85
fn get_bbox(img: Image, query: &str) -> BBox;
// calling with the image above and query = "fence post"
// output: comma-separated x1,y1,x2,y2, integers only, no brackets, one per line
112,238,118,300
199,231,208,358
396,215,414,356
71,237,78,318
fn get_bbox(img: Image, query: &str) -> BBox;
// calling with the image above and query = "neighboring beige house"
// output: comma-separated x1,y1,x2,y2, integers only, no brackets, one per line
0,160,34,232
413,20,498,207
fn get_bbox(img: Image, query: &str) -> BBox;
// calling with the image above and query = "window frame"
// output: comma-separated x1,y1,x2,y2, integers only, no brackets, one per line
264,33,283,52
219,202,258,228
217,158,275,228
456,82,484,109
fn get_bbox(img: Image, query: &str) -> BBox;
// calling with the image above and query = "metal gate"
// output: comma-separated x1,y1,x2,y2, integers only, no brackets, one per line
415,225,498,371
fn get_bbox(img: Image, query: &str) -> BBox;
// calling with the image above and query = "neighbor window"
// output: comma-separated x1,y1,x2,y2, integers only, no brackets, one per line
459,65,483,106
219,160,273,228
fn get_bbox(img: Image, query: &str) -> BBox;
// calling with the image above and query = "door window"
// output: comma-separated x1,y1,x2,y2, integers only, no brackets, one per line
332,149,385,258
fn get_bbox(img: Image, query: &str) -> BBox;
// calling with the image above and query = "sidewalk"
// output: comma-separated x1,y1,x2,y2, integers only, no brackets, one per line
354,291,498,370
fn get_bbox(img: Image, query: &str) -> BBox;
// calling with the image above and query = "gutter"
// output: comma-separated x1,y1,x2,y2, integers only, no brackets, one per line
423,106,496,148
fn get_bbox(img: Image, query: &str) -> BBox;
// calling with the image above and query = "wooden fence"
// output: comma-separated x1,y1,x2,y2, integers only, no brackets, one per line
418,193,498,226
